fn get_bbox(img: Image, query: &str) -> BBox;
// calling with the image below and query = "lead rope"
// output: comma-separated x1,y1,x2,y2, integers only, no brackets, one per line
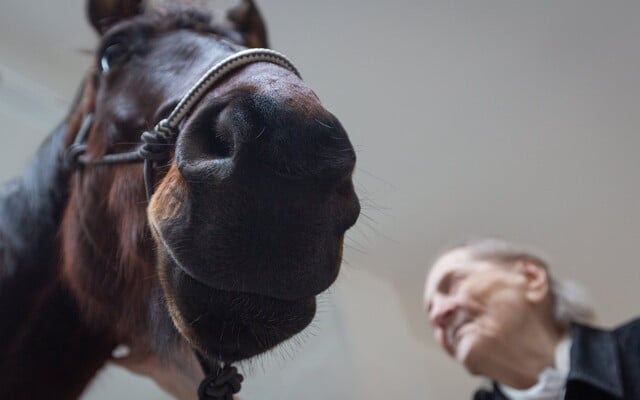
195,353,244,400
64,48,302,399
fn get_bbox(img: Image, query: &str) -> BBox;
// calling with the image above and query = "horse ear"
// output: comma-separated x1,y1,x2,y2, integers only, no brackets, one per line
87,0,145,35
226,0,269,48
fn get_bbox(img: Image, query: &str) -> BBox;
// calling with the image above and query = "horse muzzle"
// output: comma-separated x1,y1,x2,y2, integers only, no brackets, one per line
151,85,359,301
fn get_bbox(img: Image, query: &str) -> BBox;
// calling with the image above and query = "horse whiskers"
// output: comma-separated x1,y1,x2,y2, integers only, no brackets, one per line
248,325,266,350
188,312,208,326
314,118,335,130
355,165,395,188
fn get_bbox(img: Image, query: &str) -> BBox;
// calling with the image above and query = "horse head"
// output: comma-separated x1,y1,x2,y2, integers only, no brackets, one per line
59,0,359,383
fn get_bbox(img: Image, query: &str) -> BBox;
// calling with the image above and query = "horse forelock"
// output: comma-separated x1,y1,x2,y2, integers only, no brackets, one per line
0,74,92,266
99,5,227,46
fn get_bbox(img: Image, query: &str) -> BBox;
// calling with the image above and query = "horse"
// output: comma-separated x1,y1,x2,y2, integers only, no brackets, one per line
0,0,360,398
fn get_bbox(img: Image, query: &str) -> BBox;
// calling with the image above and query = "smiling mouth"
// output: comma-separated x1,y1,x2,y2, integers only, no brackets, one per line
454,322,469,340
447,320,471,351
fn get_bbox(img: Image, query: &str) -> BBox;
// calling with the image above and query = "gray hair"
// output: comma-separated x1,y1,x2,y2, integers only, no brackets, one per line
449,238,596,329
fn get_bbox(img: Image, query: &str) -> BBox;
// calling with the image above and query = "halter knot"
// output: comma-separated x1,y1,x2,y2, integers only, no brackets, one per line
197,364,244,400
64,143,87,169
138,131,171,163
139,130,171,200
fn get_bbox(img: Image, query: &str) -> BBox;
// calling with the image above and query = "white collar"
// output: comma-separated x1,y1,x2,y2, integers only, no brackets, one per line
498,335,572,400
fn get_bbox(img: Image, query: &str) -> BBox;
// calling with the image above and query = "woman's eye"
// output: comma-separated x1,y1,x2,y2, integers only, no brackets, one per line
446,275,465,294
449,277,462,292
100,42,130,73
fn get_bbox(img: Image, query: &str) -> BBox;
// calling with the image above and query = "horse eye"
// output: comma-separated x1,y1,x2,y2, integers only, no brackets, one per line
100,42,130,73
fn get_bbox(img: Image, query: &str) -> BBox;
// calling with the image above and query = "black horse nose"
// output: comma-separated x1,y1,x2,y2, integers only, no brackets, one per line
169,90,359,300
175,92,356,186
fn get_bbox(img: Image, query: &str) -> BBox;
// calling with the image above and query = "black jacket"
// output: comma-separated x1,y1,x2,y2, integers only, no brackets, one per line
473,318,640,400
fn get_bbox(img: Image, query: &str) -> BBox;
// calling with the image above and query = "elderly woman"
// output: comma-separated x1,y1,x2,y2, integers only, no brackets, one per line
423,239,640,400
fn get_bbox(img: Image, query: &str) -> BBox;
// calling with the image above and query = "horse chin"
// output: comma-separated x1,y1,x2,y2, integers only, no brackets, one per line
157,255,317,363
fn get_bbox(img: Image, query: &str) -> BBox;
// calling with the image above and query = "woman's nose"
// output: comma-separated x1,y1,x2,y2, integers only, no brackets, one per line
430,296,457,327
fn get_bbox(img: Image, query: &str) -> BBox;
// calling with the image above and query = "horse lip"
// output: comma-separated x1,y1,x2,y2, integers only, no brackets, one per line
196,283,317,306
183,265,331,302
149,218,333,302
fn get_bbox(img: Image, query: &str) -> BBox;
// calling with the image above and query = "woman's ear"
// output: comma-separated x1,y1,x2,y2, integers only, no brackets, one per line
87,0,145,35
517,259,550,304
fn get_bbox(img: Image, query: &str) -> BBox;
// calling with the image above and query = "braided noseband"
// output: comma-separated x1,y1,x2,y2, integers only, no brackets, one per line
66,48,301,400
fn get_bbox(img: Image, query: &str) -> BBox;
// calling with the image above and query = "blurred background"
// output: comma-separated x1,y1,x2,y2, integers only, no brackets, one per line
1,0,639,398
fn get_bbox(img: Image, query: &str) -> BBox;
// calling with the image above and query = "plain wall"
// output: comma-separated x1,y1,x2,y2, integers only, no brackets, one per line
1,1,639,399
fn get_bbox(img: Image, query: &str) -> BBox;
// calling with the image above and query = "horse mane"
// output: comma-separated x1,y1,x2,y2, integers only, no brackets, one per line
96,4,244,54
0,83,115,400
0,80,90,272
144,5,214,31
0,79,88,345
100,5,218,38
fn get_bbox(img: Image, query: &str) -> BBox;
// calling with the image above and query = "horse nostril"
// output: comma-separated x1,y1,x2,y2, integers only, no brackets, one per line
195,104,236,160
176,102,235,165
208,120,234,160
177,92,358,189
